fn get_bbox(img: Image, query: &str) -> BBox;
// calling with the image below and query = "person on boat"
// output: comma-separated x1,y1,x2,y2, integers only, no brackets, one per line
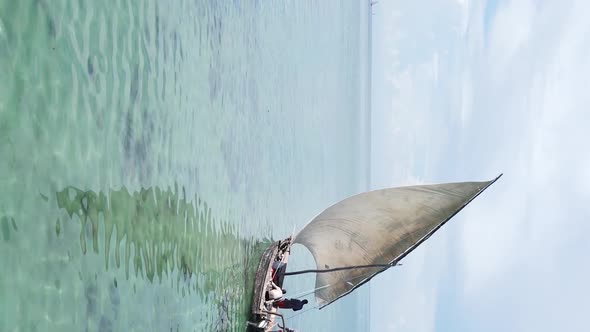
274,298,308,311
272,259,286,283
268,281,284,301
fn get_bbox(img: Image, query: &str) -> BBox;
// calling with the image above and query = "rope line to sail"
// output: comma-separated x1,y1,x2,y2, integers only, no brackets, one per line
286,284,332,299
283,267,401,321
288,264,400,300
283,263,391,276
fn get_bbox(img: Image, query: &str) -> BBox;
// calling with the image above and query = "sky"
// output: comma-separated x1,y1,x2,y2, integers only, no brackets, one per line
369,0,590,331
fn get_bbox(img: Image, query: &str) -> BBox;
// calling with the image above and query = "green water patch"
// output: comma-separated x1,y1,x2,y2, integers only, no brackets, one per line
1,215,17,241
0,184,270,331
53,184,271,330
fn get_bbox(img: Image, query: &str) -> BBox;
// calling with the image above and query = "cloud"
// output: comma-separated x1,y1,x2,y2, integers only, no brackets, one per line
370,0,470,330
454,0,590,330
372,0,468,187
487,0,534,65
459,70,473,127
454,0,471,36
373,0,590,331
460,0,590,288
371,242,443,332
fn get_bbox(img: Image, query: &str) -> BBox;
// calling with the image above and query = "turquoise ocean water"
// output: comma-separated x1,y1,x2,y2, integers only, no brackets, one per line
0,1,371,331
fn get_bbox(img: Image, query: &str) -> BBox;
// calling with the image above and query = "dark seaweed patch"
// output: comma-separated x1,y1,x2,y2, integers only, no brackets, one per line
47,18,56,39
98,316,113,332
85,283,97,316
55,218,61,236
87,56,94,76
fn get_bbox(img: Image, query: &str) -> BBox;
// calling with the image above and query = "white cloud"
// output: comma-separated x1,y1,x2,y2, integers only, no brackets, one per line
431,52,440,84
373,0,590,331
461,0,590,287
371,242,442,332
455,0,471,36
373,0,467,186
487,0,534,67
456,0,590,329
459,70,472,127
371,0,470,330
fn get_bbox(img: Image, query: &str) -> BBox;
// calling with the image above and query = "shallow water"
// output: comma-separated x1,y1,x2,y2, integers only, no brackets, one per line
0,0,369,331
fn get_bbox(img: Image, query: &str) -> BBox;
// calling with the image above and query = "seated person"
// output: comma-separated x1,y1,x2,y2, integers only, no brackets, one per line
274,298,308,311
266,281,285,301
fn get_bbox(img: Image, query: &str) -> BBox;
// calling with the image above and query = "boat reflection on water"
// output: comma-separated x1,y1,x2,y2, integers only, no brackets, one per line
53,185,269,331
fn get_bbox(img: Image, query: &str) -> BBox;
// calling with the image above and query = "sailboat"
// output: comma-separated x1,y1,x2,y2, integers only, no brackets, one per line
247,175,502,331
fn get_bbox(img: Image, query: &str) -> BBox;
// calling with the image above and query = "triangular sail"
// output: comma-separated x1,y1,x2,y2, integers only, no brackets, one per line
293,175,501,309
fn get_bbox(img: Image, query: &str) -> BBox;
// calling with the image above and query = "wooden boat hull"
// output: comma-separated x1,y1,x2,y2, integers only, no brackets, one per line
247,238,291,331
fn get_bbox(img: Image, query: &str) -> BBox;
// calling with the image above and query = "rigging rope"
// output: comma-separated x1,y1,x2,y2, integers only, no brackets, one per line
283,263,390,276
286,284,331,300
284,265,401,321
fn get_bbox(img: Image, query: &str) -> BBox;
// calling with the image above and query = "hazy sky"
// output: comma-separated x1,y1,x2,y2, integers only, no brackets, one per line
370,0,590,331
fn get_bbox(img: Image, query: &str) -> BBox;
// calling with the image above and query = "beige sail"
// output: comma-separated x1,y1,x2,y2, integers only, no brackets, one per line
293,176,501,308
